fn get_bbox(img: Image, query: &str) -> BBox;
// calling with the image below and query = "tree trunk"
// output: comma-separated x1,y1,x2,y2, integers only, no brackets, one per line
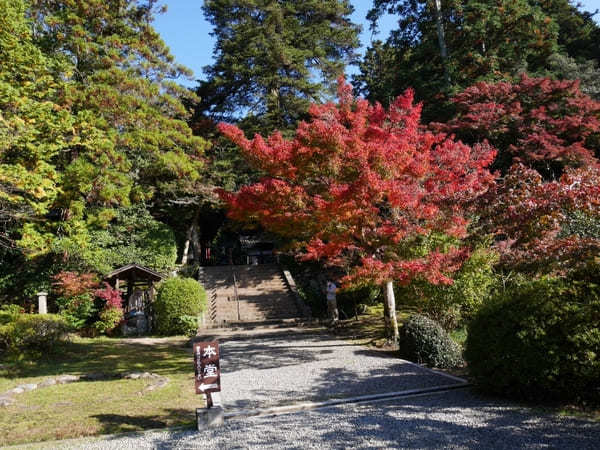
191,223,201,265
383,290,391,337
433,0,451,85
383,280,399,347
181,229,191,266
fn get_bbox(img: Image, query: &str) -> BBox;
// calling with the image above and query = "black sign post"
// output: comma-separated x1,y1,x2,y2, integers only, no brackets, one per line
194,341,221,409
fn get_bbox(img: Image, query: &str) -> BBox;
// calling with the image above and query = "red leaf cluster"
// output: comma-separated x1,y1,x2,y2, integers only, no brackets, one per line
52,271,99,298
218,80,496,287
480,163,600,274
95,282,124,310
435,74,600,173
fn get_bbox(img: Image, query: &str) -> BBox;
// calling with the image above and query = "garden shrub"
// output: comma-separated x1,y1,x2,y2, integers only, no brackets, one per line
399,314,464,369
53,272,99,330
94,306,123,334
154,278,206,335
0,314,71,352
93,283,124,334
0,304,23,325
465,277,600,404
394,246,499,330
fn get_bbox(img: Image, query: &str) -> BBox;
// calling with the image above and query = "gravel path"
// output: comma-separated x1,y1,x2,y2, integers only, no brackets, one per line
17,328,600,449
201,328,460,410
50,389,600,449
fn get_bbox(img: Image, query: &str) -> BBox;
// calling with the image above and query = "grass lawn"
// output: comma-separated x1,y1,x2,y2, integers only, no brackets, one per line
0,336,202,446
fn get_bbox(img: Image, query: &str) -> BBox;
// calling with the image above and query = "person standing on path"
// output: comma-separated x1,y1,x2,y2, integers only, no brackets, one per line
326,280,339,324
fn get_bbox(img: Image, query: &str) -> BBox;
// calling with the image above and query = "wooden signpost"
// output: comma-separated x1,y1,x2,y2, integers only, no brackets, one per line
194,341,221,411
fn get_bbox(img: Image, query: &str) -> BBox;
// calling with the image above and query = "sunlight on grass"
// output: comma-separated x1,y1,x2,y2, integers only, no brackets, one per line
0,336,202,446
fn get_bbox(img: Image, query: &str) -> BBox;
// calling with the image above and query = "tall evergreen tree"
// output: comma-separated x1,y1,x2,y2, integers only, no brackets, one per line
200,0,361,133
358,0,595,119
24,0,209,261
0,0,81,252
539,0,600,64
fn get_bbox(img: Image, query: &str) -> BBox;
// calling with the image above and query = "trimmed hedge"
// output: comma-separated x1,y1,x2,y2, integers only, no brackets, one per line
154,278,206,336
0,314,71,352
465,278,600,404
400,314,463,369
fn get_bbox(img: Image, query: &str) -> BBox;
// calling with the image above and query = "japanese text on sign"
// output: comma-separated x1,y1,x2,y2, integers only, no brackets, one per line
193,341,221,394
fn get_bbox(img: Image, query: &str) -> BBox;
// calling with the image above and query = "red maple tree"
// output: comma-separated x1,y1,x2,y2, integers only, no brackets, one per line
218,80,496,341
437,76,600,276
479,163,600,276
435,74,600,177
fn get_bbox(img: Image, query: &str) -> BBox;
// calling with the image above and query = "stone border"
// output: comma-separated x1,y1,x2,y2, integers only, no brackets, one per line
0,371,169,407
224,383,471,421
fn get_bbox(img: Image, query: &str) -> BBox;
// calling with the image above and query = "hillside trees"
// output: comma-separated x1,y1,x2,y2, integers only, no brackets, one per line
20,0,208,264
218,81,496,342
0,0,79,250
436,75,600,177
357,0,560,117
0,1,210,303
437,76,600,278
199,0,361,134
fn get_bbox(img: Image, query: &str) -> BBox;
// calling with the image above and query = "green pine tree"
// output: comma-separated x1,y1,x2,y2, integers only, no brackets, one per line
359,0,561,119
24,0,209,260
0,0,76,252
199,0,361,134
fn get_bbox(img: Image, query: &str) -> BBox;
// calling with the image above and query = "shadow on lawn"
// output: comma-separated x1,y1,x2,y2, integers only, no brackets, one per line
2,338,192,379
91,408,194,435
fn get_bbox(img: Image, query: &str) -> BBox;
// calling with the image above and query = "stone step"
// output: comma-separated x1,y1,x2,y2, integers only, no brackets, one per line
199,264,303,328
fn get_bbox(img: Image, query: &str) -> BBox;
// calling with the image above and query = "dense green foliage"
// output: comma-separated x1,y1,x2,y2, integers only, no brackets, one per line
72,206,178,274
0,313,71,353
199,0,360,133
358,0,600,120
154,278,207,336
395,248,498,329
0,0,208,304
0,0,75,250
399,314,463,369
0,304,23,325
93,307,123,335
465,278,600,403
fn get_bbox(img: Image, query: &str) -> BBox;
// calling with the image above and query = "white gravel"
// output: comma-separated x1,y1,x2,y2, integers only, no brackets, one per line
213,329,459,410
22,329,600,449
52,390,600,449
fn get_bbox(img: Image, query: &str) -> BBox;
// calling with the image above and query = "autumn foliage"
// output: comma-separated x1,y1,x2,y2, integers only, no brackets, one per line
218,80,496,287
52,272,99,298
95,283,124,310
479,164,600,275
439,76,600,276
435,74,600,177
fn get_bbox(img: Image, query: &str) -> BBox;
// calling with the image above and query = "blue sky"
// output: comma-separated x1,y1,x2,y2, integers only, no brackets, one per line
153,0,600,87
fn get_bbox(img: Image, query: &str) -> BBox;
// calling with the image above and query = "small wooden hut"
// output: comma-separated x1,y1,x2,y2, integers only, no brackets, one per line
104,263,165,334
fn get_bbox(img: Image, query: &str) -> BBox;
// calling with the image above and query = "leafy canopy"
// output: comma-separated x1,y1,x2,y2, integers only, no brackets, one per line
218,80,496,287
439,76,600,277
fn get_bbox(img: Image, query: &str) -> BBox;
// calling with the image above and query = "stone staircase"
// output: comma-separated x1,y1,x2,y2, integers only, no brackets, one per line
198,264,308,328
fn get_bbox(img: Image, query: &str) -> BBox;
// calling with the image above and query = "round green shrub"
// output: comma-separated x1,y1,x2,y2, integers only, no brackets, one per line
154,278,206,335
94,307,123,334
0,314,71,352
400,314,464,369
56,294,96,330
465,278,600,404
